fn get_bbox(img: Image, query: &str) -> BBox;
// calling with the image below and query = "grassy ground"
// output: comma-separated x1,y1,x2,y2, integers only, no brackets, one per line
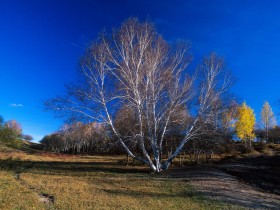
0,147,238,210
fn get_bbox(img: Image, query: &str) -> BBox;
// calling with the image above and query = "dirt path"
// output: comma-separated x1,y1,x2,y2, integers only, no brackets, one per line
163,166,280,209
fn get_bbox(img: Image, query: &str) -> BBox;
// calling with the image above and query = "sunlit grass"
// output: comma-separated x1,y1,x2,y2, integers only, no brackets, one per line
0,171,45,210
0,146,239,209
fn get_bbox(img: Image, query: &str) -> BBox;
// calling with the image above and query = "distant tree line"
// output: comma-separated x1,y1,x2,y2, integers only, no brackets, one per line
41,100,235,162
41,100,280,163
40,122,115,154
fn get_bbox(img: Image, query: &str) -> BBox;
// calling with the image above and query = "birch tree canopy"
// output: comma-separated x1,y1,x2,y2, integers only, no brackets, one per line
261,101,277,142
45,18,231,172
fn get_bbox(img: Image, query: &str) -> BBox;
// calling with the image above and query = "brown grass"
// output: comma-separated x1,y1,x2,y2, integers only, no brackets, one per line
0,148,235,210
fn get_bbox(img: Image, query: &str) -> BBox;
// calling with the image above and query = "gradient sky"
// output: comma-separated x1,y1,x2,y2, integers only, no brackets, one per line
1,0,280,142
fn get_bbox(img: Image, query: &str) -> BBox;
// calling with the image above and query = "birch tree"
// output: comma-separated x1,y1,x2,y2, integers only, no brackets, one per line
261,101,276,142
46,18,231,172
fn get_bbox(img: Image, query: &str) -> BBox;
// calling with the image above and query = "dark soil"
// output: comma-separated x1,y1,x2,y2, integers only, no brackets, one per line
217,155,280,195
160,155,280,209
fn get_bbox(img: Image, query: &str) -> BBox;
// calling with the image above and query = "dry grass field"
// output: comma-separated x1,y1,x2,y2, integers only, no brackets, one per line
0,145,239,210
1,142,280,209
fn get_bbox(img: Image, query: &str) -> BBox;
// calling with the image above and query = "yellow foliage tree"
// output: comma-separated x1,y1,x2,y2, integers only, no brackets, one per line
235,102,256,148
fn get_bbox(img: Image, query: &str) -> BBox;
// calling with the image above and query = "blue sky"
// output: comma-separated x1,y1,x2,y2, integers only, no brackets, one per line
1,0,280,141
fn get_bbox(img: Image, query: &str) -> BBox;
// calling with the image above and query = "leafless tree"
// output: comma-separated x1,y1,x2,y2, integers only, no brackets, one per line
46,18,231,172
40,122,111,154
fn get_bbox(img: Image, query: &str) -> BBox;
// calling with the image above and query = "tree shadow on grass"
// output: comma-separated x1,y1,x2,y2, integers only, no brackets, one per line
0,159,150,176
103,188,197,198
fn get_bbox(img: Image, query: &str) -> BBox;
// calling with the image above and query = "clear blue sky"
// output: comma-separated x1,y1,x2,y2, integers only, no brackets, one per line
1,0,280,142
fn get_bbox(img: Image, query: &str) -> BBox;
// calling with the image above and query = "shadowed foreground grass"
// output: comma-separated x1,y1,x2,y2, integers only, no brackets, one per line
0,151,238,209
